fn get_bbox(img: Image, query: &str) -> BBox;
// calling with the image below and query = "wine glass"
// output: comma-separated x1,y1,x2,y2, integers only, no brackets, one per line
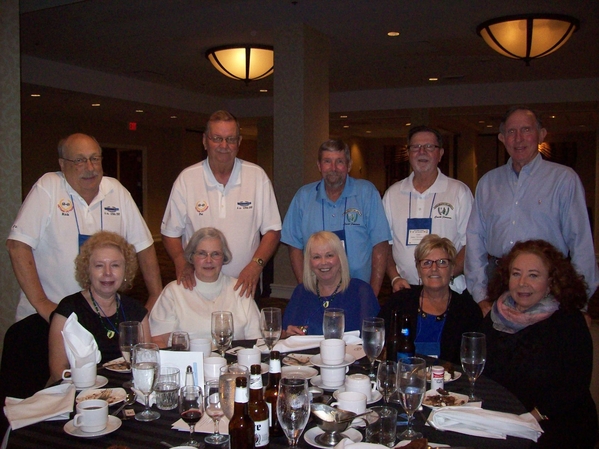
204,379,229,445
460,332,486,402
362,317,385,380
170,331,190,351
119,321,143,388
277,377,310,447
211,311,234,357
260,307,282,351
397,357,426,440
219,363,250,420
377,360,397,404
131,342,160,421
179,385,204,448
323,308,345,339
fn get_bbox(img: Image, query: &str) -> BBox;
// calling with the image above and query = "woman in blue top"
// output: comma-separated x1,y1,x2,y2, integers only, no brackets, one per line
283,231,380,336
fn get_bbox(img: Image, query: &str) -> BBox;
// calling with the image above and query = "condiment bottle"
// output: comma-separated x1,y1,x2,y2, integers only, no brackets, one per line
431,365,445,392
229,376,255,449
185,365,194,386
263,351,283,437
248,364,270,448
397,314,415,361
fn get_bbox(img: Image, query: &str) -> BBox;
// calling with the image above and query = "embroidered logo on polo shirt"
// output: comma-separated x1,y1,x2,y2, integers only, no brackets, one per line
344,208,362,224
58,198,73,214
104,205,121,216
237,200,253,210
433,202,454,219
196,201,209,213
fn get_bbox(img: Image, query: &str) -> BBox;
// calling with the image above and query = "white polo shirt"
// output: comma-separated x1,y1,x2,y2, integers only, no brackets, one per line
8,172,154,320
161,158,281,278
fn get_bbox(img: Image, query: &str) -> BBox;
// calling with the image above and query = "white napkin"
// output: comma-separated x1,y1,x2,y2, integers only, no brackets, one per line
427,406,543,441
257,330,362,354
333,438,387,449
4,384,76,430
172,413,229,435
61,312,101,368
133,389,155,406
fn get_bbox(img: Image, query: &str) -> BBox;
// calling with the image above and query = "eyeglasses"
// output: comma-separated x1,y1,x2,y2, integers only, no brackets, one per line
206,135,240,145
193,251,224,260
407,144,440,153
418,258,451,269
61,156,103,166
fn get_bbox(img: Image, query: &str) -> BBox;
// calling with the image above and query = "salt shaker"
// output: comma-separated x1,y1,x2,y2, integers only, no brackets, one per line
431,365,445,392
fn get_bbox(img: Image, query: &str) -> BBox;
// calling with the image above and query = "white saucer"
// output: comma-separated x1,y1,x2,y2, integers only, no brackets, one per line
310,375,344,392
310,354,355,368
333,386,383,404
281,365,319,379
304,426,362,448
62,375,109,391
64,415,122,438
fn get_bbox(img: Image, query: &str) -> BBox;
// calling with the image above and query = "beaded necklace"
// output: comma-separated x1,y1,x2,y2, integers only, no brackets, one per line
418,289,452,322
316,279,342,308
89,288,122,339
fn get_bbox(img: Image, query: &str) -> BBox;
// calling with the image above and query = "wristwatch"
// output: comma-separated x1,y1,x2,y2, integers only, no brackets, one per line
253,257,264,267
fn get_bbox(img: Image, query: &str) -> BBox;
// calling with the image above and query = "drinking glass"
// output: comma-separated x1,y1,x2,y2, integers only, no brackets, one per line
377,360,397,404
219,364,249,420
277,377,310,447
154,366,180,410
362,317,385,380
131,342,160,421
260,307,282,351
323,308,345,339
170,331,190,351
179,385,204,448
211,311,234,357
204,379,229,445
397,357,426,440
460,332,486,402
119,321,143,388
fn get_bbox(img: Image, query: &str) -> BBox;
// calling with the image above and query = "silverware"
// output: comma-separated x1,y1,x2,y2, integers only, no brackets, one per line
112,392,136,416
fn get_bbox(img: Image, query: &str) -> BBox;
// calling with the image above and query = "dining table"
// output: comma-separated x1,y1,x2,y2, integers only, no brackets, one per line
5,339,533,449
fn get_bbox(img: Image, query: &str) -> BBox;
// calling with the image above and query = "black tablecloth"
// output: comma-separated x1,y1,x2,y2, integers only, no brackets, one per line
6,342,532,449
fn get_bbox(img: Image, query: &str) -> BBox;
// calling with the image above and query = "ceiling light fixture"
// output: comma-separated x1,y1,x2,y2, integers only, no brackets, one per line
205,45,274,84
477,14,579,66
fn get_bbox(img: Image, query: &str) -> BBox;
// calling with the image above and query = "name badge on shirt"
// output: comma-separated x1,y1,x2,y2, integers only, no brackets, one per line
406,218,432,246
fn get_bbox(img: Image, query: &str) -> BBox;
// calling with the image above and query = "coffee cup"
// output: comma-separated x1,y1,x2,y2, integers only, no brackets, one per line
189,338,212,356
73,399,108,432
320,338,346,365
203,356,227,381
237,348,261,369
345,373,377,401
319,365,348,387
331,391,367,414
62,363,97,388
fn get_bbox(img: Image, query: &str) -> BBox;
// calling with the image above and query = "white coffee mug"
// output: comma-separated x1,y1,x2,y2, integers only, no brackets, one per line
62,363,97,388
190,338,212,356
331,391,367,414
237,348,261,369
345,373,377,401
319,365,348,387
73,399,108,432
203,356,227,380
320,338,346,365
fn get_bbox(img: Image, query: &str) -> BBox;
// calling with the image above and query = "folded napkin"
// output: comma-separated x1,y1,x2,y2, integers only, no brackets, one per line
172,413,229,435
4,384,76,430
333,438,387,449
427,406,543,441
257,330,362,354
62,312,101,368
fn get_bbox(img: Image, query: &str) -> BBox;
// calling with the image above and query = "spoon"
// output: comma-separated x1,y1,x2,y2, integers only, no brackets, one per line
334,409,374,423
112,392,136,416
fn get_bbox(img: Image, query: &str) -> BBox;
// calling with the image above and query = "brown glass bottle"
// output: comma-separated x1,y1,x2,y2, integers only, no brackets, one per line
397,314,415,360
263,350,284,437
384,310,400,362
229,376,255,449
248,364,269,448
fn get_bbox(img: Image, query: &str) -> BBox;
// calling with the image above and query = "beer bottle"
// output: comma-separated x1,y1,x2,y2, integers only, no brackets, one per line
229,376,255,449
384,310,400,362
248,364,269,448
263,351,284,437
397,314,415,360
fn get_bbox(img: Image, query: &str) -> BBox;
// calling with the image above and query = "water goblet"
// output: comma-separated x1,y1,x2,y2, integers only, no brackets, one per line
277,377,310,447
119,321,143,388
179,385,204,448
397,357,426,440
323,308,345,339
362,317,385,380
377,360,397,404
461,332,486,402
131,342,160,421
204,379,229,445
211,311,234,357
260,307,282,351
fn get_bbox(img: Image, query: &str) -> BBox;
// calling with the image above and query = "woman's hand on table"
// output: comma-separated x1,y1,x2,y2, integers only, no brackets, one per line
282,325,307,338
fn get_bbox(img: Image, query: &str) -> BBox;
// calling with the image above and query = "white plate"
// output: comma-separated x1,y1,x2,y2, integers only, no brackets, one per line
102,357,130,373
281,365,319,379
422,389,469,408
282,353,314,366
76,387,126,406
62,375,109,391
333,386,383,405
63,415,122,438
426,369,462,383
304,426,362,449
396,441,449,447
310,375,344,392
310,354,355,368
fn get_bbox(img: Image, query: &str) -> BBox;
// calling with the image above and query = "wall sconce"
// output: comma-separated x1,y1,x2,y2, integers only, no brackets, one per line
205,45,274,84
477,14,579,65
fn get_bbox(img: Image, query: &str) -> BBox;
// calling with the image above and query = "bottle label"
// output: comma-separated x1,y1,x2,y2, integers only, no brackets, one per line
250,374,263,390
266,401,272,426
235,386,249,403
269,359,281,373
401,328,410,337
254,418,270,447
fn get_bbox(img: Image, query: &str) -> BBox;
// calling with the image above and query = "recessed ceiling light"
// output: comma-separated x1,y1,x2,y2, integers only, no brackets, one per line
550,115,556,119
30,94,41,97
136,109,144,113
91,103,100,107
170,115,177,119
260,89,268,93
478,120,485,124
387,31,400,37
343,125,349,128
428,77,438,81
405,122,411,126
340,115,348,119
486,124,493,128
366,130,372,134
